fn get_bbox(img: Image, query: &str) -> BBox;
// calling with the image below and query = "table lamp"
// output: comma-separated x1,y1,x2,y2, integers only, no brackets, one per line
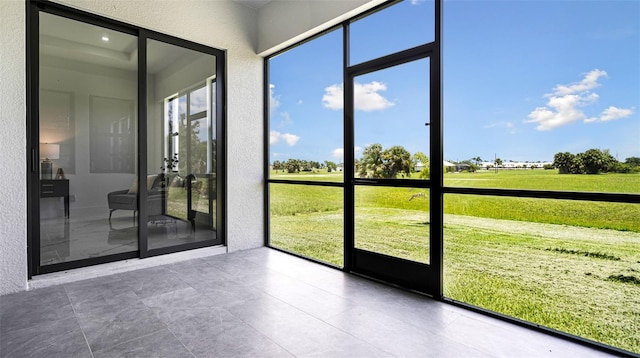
40,143,59,179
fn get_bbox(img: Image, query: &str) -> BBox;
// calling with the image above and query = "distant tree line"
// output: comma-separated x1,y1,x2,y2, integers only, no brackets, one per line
272,159,341,173
553,149,640,174
272,144,431,179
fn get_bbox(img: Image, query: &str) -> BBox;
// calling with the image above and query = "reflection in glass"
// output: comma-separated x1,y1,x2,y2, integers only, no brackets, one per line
190,86,207,115
355,186,430,264
146,39,217,250
39,12,138,265
443,194,640,354
270,184,344,267
354,58,430,180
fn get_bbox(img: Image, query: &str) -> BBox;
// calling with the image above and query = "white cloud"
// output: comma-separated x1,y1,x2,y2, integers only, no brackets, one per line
269,130,280,145
269,84,280,112
551,69,607,96
410,0,426,4
281,133,300,146
598,106,634,122
322,82,395,112
270,130,299,146
525,69,633,131
278,111,292,127
322,84,343,110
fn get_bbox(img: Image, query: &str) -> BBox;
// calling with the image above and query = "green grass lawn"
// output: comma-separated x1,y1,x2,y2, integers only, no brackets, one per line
272,168,640,194
269,170,640,353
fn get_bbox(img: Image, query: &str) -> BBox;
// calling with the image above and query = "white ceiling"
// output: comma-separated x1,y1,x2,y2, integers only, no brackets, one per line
39,12,206,74
233,0,272,10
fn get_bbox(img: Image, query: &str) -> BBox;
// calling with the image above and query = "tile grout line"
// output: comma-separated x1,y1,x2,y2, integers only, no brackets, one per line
62,284,96,358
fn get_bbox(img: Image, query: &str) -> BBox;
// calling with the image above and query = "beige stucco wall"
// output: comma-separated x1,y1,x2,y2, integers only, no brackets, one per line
0,0,28,295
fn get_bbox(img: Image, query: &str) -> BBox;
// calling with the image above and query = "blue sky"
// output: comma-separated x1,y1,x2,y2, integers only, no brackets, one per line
269,0,639,164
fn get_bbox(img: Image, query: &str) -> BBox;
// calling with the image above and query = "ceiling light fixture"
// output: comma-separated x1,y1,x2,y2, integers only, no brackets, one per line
101,35,109,42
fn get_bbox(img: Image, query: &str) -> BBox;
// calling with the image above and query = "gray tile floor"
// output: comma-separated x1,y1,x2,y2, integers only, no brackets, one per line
0,248,617,357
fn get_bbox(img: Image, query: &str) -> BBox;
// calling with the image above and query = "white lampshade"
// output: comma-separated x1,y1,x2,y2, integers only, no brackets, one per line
40,143,60,160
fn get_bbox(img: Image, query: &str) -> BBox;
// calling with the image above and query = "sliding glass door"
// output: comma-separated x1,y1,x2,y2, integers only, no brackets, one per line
145,38,220,252
29,2,225,275
36,11,139,270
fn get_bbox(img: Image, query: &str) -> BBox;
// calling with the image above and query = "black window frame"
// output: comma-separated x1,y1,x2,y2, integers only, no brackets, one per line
263,0,639,356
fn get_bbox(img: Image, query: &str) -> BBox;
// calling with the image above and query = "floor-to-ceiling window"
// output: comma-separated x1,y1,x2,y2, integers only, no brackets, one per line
266,0,639,355
441,1,640,354
267,27,345,267
28,1,225,275
267,0,438,289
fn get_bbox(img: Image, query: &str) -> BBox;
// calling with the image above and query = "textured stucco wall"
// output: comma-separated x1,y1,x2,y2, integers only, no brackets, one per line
0,0,264,295
257,0,384,56
0,0,28,295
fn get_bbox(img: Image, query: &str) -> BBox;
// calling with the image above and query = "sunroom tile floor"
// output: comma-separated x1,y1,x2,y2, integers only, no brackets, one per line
0,247,617,357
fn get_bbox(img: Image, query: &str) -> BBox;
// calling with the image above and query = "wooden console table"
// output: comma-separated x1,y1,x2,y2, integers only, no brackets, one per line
41,179,69,218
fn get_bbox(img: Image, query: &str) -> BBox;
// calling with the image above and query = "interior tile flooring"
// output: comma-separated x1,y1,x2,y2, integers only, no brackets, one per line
0,247,619,358
40,205,214,266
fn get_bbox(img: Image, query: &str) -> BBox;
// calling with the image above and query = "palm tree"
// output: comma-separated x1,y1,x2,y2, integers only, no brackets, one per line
358,143,412,178
358,144,384,178
383,146,412,178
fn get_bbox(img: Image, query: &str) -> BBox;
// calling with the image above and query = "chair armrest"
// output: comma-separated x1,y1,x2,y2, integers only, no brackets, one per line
108,189,130,198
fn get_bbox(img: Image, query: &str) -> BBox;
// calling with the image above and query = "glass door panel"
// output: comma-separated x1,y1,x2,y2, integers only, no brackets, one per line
355,186,430,264
146,38,218,250
350,57,433,293
38,12,139,267
353,57,431,258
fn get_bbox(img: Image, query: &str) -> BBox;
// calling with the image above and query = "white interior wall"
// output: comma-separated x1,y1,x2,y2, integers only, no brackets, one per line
40,61,138,212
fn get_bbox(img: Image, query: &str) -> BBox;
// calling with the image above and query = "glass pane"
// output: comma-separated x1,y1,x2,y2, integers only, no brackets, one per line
270,184,344,267
39,12,138,265
444,194,640,354
146,39,217,250
268,28,343,183
354,58,430,180
355,186,429,264
444,1,640,193
189,86,207,115
350,0,435,66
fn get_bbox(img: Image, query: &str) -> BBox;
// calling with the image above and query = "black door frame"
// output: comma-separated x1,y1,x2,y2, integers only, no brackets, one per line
26,0,226,276
344,42,441,295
